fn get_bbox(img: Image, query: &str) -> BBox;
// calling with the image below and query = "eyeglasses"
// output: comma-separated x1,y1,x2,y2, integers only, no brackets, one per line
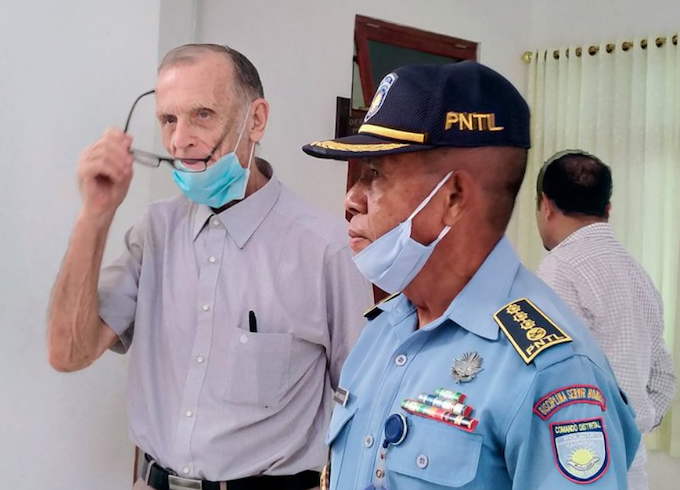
124,90,225,173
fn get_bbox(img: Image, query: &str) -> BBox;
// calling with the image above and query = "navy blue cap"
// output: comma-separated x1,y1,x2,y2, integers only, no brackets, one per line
303,61,530,160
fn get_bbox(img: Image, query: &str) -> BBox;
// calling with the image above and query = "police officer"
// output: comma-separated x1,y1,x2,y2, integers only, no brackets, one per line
302,62,641,489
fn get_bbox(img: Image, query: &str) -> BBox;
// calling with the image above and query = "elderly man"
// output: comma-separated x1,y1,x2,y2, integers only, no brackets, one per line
48,44,372,490
302,62,640,489
535,150,677,490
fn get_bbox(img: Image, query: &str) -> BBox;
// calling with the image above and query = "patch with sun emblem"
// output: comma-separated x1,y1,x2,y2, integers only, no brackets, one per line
551,417,609,484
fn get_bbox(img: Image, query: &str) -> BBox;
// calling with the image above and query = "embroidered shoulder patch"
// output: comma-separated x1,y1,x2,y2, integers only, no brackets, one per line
534,385,607,420
551,417,609,484
494,298,572,364
364,292,401,320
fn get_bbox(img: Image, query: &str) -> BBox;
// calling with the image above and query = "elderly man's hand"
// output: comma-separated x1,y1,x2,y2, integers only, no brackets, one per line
77,127,134,217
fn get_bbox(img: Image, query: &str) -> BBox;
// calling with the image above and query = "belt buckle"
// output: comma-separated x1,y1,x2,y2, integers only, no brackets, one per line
168,475,203,490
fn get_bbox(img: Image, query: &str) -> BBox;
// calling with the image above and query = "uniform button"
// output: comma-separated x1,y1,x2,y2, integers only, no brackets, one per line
395,354,408,367
202,303,210,311
375,469,385,478
364,435,374,448
212,219,220,226
416,454,429,469
196,356,204,363
240,334,249,344
185,410,193,417
209,256,216,263
182,467,190,474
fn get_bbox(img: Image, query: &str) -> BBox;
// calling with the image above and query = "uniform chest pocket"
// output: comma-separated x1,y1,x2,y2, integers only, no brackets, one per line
386,417,483,489
223,331,292,408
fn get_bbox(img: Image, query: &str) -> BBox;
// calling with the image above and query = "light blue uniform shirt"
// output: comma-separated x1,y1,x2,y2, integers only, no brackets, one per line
327,237,640,490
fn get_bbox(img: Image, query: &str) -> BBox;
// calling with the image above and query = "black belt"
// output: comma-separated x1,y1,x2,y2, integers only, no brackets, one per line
144,454,320,490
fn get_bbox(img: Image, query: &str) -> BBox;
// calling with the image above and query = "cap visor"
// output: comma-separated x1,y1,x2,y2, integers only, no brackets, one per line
302,134,434,160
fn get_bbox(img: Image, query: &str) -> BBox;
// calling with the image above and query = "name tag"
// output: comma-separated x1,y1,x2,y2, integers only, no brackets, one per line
333,387,350,407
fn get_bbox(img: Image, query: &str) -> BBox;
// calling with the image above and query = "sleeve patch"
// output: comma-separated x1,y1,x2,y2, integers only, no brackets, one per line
493,298,572,364
534,385,607,420
551,417,610,484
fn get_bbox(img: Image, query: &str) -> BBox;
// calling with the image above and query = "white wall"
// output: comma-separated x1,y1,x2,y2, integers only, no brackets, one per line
530,0,680,48
197,0,534,217
0,1,162,488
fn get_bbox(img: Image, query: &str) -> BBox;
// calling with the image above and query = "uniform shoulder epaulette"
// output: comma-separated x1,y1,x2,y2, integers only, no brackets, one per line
364,292,401,320
493,298,572,364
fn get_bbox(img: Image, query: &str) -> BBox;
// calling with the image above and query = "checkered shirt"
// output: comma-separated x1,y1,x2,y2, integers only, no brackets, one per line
538,223,676,433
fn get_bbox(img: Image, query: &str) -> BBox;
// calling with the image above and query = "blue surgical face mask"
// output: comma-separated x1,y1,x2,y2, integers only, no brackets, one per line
352,172,453,294
172,108,254,208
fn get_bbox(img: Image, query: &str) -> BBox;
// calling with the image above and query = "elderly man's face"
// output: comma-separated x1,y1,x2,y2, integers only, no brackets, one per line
345,151,450,255
155,52,247,169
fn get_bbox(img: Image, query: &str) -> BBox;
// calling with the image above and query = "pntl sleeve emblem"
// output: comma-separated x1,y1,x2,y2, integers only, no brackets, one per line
551,418,609,484
493,298,572,364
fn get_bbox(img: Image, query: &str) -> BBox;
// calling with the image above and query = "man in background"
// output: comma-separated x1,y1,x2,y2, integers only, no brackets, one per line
48,44,372,489
536,149,677,490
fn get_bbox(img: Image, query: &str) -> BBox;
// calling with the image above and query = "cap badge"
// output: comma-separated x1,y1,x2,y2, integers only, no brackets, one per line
364,72,398,122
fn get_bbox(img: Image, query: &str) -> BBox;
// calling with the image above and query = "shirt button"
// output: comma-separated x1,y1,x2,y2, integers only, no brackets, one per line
196,356,204,363
182,467,190,475
209,256,216,263
202,303,210,311
240,334,249,344
185,410,193,417
395,354,408,367
375,469,385,478
212,219,220,226
416,454,429,469
364,435,374,448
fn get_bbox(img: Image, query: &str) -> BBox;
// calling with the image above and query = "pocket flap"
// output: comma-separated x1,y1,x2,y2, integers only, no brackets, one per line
387,417,482,487
325,402,358,446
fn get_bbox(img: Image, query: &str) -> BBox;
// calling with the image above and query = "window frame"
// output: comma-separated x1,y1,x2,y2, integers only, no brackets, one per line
354,15,479,106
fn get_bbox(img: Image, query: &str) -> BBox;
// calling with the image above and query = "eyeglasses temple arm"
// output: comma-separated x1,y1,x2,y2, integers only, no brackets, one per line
124,89,156,133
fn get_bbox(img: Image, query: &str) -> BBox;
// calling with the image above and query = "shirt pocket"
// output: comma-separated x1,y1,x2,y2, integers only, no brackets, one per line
326,402,359,490
386,417,483,489
223,330,293,408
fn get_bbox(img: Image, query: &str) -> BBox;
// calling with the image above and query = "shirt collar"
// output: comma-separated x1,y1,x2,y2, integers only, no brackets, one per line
191,159,281,248
441,236,519,340
553,222,614,251
380,237,521,341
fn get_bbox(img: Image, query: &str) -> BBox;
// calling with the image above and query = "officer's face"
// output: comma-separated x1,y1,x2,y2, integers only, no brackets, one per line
155,52,248,168
345,151,450,254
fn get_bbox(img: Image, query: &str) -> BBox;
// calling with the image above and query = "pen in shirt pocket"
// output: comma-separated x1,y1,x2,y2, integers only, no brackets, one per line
248,310,258,333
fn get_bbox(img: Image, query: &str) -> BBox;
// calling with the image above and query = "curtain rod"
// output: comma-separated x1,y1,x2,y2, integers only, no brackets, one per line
522,34,679,63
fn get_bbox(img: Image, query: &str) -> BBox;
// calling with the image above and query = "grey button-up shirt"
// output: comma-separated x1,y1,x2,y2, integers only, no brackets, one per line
98,160,373,480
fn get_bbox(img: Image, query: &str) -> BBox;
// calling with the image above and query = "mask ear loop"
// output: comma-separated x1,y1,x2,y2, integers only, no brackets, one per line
246,142,256,171
232,104,253,154
406,171,454,221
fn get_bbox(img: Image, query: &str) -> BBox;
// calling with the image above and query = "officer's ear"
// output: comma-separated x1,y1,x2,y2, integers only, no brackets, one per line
442,170,472,226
